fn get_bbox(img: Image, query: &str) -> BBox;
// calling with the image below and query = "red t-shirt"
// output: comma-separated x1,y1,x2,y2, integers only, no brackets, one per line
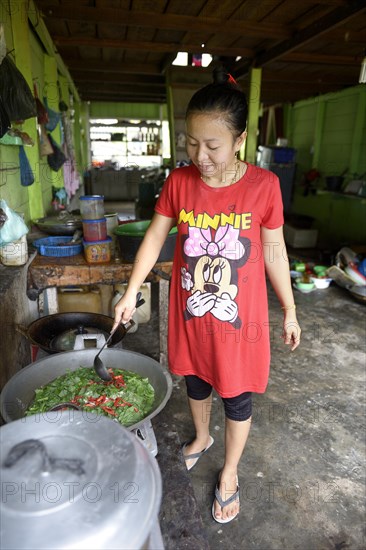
155,162,284,397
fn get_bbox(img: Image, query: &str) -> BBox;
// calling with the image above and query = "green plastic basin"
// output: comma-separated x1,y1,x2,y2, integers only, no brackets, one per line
114,220,177,262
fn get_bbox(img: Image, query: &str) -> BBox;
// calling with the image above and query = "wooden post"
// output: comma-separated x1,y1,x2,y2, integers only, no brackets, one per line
349,87,366,174
165,70,176,169
245,68,262,163
313,101,326,168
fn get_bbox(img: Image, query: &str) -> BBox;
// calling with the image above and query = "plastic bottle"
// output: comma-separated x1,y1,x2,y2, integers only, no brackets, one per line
0,234,28,266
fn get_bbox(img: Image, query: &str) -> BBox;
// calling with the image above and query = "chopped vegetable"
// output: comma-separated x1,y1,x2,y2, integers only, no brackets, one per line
26,367,155,426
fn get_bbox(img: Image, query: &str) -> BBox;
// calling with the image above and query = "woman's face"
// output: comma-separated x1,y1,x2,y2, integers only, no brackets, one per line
186,112,245,182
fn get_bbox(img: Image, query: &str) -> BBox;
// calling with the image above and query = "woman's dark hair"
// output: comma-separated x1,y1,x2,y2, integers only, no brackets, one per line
185,67,248,137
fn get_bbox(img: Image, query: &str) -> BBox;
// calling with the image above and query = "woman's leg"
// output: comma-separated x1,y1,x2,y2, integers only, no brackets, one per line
183,376,213,469
213,392,252,521
213,416,251,520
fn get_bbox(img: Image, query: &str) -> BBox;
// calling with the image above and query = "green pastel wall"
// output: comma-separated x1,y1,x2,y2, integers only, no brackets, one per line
287,85,366,247
89,102,168,120
0,0,88,224
0,1,31,220
288,86,366,181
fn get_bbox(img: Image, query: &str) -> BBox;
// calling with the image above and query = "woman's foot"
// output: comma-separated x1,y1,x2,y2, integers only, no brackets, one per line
182,435,214,471
212,469,240,522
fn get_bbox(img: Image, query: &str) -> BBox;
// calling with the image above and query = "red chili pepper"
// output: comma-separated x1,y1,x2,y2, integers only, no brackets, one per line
100,406,117,416
95,395,107,405
111,374,126,388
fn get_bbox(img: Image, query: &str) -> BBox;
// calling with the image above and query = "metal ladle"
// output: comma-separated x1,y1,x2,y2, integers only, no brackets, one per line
93,292,145,381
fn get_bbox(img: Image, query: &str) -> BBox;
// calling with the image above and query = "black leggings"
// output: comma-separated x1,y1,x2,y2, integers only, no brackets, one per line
185,375,252,422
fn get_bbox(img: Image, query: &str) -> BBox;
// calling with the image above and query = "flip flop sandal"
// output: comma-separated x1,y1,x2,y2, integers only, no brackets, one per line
182,435,214,471
211,475,240,524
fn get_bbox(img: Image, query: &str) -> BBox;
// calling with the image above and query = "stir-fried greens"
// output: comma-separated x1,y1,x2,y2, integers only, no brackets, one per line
26,367,155,426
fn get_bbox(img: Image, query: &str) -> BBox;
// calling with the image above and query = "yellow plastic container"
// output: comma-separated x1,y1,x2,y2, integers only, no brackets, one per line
57,286,102,313
113,283,151,324
83,237,111,264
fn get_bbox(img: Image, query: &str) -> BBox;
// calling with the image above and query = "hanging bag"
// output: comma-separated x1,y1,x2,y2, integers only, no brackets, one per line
34,84,49,125
0,55,37,121
47,134,66,171
0,199,29,246
19,145,35,186
39,125,53,156
43,97,61,131
0,95,10,138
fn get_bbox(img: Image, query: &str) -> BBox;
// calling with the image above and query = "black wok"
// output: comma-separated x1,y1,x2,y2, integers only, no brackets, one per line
16,312,127,353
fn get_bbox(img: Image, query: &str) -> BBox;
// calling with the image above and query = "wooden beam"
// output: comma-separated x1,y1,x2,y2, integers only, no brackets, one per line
281,52,362,66
53,36,254,58
79,93,166,104
76,87,166,98
76,85,166,97
260,69,357,85
252,1,366,69
64,59,161,75
73,72,165,86
41,5,290,39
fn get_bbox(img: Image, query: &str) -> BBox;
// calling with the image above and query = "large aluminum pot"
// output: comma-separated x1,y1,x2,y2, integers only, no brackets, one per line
0,411,162,549
0,348,172,431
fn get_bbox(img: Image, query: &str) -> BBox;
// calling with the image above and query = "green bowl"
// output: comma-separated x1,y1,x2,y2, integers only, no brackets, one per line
293,262,306,272
295,278,315,290
313,265,328,277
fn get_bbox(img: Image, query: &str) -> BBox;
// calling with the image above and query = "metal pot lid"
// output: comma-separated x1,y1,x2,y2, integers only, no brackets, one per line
49,326,109,351
0,411,162,550
34,214,82,227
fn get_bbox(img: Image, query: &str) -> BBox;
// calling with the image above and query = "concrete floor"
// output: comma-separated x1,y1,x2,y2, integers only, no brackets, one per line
122,280,365,550
108,202,365,549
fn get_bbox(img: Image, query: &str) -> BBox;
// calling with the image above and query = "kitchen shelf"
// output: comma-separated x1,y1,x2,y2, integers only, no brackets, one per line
0,134,23,146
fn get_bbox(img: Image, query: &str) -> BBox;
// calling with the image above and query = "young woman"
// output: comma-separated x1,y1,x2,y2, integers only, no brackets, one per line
113,68,301,524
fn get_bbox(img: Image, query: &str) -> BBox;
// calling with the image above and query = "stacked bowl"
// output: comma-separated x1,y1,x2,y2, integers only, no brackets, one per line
80,195,112,263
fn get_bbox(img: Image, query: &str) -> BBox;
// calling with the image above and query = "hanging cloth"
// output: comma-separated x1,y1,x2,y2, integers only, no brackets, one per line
19,145,35,186
47,133,66,171
34,84,49,125
43,96,61,132
39,124,53,156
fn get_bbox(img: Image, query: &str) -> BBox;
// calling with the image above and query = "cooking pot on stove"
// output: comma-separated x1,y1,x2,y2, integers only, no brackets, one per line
0,411,162,550
16,312,127,353
0,348,173,431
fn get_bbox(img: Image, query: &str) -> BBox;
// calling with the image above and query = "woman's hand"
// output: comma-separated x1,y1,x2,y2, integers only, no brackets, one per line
282,312,301,351
112,291,138,331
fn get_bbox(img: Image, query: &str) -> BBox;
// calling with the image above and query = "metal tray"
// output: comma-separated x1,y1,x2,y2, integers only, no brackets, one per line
34,214,82,235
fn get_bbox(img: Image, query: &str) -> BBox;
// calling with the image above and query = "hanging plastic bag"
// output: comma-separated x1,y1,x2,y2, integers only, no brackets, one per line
0,55,37,121
43,97,61,131
0,199,29,246
19,145,35,186
47,133,66,171
39,125,53,156
34,84,49,125
0,24,7,64
0,95,10,138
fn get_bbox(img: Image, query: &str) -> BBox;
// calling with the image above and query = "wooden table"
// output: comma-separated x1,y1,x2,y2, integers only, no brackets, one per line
27,254,173,366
